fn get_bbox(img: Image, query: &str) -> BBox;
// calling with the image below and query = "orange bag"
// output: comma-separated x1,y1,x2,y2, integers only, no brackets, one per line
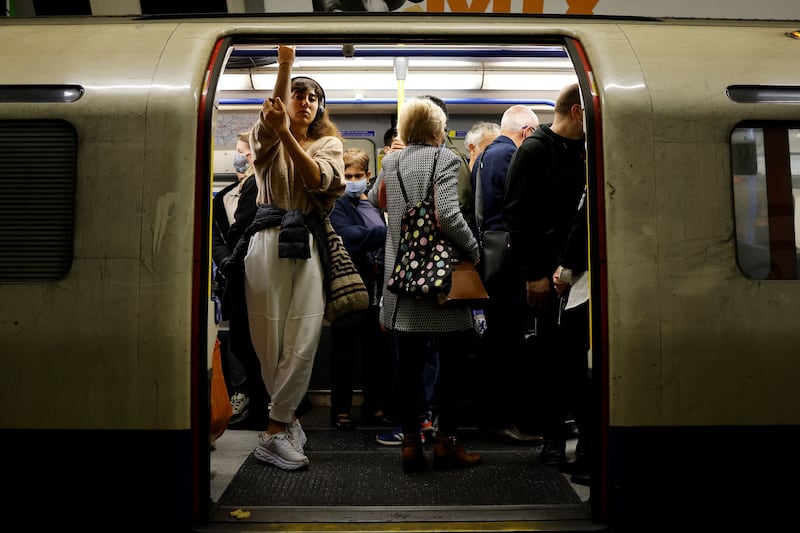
210,338,232,444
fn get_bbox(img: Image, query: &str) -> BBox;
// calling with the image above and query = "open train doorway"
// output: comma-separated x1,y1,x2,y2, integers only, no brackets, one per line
205,39,602,530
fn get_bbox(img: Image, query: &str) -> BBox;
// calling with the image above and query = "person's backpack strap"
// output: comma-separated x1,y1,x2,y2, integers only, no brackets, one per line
396,146,441,209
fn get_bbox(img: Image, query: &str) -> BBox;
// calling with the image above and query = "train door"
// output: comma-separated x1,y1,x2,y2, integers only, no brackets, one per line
202,36,604,531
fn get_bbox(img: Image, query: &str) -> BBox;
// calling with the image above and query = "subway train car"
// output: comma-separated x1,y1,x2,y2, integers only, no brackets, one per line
1,12,799,533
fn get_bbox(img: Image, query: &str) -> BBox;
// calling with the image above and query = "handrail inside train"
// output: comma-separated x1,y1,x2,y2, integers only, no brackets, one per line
230,45,570,59
218,98,557,107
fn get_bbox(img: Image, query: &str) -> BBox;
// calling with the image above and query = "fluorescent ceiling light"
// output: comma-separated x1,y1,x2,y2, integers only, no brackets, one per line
490,59,575,69
218,73,251,91
482,72,579,91
250,72,484,91
292,58,483,69
242,71,576,92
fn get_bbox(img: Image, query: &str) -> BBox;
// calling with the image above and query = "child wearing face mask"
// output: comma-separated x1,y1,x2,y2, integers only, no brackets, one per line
233,152,250,176
327,148,395,430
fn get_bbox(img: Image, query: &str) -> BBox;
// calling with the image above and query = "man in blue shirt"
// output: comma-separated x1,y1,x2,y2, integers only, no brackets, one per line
473,104,542,444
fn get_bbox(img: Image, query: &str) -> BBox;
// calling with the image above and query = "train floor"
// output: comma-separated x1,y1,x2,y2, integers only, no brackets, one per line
209,396,592,528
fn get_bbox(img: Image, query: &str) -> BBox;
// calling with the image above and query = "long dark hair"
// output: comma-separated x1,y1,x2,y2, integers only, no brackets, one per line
291,76,340,140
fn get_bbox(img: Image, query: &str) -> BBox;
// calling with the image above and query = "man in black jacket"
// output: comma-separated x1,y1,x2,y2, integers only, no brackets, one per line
503,82,587,467
553,187,592,485
473,105,543,444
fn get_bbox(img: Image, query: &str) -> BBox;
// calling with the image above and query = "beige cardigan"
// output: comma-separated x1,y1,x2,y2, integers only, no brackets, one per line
249,113,345,215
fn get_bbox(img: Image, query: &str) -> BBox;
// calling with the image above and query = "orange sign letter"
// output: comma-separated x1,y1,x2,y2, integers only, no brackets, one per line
566,0,598,15
522,0,544,13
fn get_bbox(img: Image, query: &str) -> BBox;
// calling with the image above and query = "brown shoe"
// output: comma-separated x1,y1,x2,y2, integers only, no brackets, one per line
401,434,426,474
432,435,482,470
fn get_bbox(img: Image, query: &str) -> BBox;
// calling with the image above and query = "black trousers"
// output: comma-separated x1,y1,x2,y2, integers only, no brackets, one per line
224,276,271,421
329,306,394,419
532,297,589,443
394,329,470,437
477,271,527,428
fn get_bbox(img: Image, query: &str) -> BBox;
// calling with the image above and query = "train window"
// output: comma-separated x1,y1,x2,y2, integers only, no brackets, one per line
727,85,800,104
731,125,800,279
214,110,257,173
0,120,77,283
0,85,83,104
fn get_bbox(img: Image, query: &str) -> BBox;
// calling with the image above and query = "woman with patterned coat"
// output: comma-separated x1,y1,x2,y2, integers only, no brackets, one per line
370,97,482,474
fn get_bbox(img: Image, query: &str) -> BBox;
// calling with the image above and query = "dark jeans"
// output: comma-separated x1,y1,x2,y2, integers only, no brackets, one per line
422,337,440,416
394,329,470,437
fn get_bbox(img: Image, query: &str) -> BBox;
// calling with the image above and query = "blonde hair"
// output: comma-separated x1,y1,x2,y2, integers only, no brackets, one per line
397,98,446,145
343,147,370,171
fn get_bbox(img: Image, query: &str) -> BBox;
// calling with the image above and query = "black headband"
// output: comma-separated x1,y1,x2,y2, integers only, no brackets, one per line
291,76,326,115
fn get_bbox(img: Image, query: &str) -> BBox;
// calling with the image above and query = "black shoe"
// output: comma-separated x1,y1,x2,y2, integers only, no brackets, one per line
362,410,397,426
568,439,590,484
228,408,250,426
486,425,543,444
569,455,591,485
331,413,355,430
570,470,591,486
540,439,566,466
564,416,580,439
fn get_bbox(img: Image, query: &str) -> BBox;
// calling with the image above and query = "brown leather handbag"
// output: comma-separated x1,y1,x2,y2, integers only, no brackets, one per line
436,259,489,308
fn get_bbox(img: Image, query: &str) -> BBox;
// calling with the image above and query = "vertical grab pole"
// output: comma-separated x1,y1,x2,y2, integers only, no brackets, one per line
394,56,408,120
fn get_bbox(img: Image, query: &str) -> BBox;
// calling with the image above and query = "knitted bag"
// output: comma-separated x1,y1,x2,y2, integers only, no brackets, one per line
321,215,370,325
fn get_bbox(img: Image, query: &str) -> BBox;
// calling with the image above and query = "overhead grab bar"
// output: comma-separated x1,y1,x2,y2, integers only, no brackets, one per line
230,46,569,59
219,97,556,106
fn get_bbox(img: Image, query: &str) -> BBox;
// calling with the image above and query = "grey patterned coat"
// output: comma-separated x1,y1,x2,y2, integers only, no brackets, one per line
371,144,480,333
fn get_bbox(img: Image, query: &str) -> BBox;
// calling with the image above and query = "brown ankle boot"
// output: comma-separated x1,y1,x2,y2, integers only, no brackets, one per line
401,434,426,474
432,435,482,470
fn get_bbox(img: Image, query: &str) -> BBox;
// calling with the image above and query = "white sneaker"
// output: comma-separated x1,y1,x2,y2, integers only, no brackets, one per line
288,419,307,453
254,431,308,470
229,393,250,424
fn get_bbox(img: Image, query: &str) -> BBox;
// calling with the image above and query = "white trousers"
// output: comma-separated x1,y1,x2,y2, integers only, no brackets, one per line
243,227,325,423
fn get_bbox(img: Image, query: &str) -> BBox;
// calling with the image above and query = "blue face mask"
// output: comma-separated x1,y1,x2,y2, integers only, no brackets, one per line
345,178,368,198
233,153,249,174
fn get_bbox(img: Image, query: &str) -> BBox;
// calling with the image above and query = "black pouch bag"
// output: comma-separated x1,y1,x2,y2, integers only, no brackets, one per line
278,209,311,259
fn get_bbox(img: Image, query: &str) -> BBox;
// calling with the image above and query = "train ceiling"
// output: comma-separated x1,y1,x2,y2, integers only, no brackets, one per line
218,44,579,116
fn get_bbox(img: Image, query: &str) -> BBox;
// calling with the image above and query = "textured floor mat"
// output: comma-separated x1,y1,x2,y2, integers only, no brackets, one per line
218,428,580,507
